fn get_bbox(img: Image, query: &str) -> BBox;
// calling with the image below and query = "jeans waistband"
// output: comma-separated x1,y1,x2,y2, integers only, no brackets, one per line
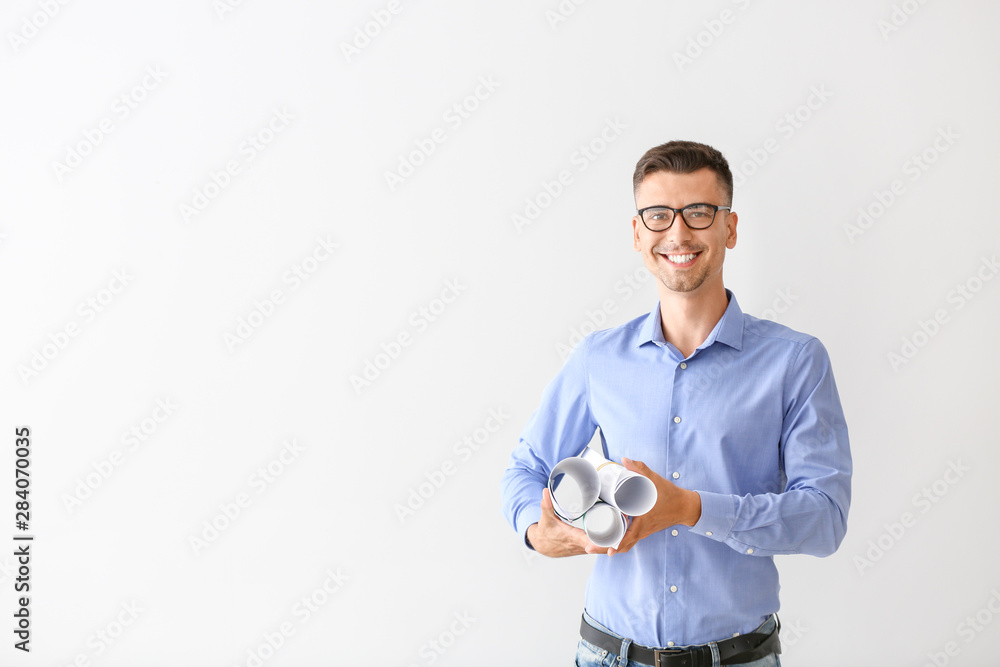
581,609,777,650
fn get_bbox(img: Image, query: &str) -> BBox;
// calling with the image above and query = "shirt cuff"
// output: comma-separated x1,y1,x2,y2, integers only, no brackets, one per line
517,505,543,551
689,491,737,541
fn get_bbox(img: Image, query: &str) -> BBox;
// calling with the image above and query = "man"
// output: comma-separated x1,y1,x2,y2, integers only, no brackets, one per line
500,140,851,666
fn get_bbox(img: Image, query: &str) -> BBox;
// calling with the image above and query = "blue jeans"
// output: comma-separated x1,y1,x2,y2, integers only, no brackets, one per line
575,612,782,667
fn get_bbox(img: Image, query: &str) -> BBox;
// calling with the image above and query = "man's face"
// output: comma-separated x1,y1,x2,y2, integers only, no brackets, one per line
632,168,738,296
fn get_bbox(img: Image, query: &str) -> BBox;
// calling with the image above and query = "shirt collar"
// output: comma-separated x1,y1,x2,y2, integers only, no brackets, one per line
637,289,744,351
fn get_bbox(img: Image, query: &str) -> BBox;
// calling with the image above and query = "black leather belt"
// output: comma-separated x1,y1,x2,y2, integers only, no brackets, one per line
580,614,781,667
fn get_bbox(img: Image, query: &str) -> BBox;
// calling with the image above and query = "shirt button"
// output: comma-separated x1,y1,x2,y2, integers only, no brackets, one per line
747,548,755,554
733,633,740,637
671,529,678,536
679,362,687,369
672,472,680,479
667,642,675,647
705,531,713,536
673,416,681,423
670,585,678,593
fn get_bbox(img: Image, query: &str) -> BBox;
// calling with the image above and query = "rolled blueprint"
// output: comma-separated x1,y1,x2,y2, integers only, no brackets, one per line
576,501,628,548
546,447,657,549
547,456,600,521
581,447,657,517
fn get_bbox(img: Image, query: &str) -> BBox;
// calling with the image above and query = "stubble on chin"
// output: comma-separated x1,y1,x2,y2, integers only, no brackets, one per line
652,254,708,294
656,269,705,294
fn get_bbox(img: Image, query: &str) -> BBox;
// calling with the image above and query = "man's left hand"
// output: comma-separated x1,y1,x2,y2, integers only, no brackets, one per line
603,457,703,556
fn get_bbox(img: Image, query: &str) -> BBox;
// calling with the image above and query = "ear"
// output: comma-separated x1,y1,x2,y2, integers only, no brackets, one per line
725,211,738,249
632,215,642,252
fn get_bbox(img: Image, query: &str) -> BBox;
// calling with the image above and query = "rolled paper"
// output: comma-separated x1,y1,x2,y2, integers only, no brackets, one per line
581,448,657,517
580,501,628,548
547,456,600,521
546,447,655,550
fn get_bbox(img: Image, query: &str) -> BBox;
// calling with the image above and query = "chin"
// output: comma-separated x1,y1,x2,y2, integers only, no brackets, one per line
656,271,707,294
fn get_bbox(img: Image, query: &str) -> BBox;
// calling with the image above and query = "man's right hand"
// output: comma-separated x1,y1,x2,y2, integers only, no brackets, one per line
527,488,605,557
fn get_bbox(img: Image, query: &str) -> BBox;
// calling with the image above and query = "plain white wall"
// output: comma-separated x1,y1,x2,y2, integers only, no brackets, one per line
2,1,998,665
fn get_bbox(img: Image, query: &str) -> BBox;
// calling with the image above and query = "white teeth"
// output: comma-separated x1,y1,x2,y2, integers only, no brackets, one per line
664,253,697,263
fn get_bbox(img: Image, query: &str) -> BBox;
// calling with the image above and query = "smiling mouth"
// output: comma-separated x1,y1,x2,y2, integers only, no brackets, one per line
658,251,701,267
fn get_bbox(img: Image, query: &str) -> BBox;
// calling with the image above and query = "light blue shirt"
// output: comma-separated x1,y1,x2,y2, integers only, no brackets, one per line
501,290,851,647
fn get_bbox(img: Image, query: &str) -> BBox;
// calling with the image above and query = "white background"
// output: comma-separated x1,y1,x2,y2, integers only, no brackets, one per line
2,1,999,665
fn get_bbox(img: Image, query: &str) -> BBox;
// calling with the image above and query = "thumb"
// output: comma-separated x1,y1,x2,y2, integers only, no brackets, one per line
622,457,651,474
540,487,554,514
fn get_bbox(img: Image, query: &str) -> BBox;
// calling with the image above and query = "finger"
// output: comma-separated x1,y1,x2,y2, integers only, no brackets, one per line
541,487,552,510
612,536,634,555
568,526,600,555
622,457,650,474
584,542,612,556
624,458,669,487
540,487,557,520
613,517,641,554
612,530,638,554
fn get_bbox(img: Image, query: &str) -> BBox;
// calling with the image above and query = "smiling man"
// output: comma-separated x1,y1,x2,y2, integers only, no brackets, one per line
501,140,852,666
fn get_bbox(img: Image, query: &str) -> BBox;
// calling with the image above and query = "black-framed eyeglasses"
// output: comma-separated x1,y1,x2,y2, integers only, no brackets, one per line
636,204,731,232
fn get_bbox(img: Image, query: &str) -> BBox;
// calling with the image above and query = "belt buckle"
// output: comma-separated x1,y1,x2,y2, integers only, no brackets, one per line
653,648,678,666
653,646,708,667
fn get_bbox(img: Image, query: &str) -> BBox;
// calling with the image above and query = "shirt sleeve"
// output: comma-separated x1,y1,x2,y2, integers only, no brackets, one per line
690,337,852,557
500,336,599,549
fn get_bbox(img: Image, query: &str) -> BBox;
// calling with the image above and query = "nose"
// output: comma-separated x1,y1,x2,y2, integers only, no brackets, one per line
665,212,694,244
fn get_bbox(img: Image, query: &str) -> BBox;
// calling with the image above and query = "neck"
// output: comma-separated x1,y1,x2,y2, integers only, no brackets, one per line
657,284,730,358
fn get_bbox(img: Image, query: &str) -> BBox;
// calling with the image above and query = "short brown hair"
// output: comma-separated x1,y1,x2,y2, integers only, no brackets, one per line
632,140,733,205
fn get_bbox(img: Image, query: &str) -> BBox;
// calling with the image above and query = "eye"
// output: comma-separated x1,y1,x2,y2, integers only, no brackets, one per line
644,207,671,221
